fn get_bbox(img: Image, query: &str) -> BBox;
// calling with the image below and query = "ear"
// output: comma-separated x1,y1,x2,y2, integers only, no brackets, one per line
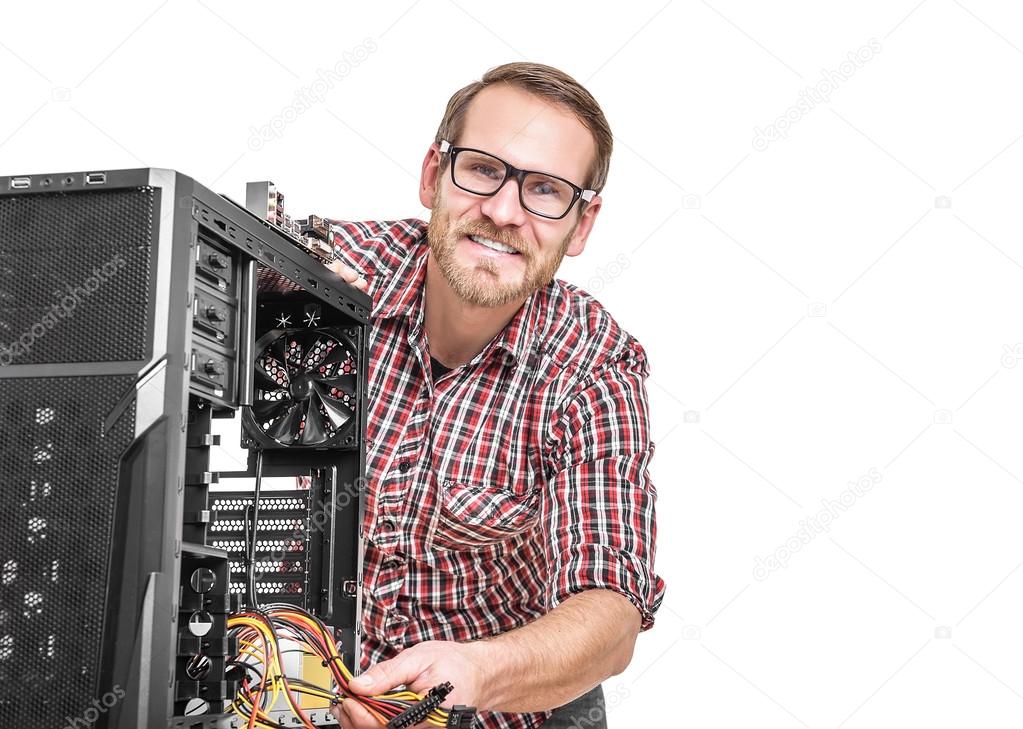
419,142,443,209
564,194,602,258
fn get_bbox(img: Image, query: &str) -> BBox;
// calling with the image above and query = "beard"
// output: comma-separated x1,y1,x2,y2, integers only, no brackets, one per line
426,186,577,308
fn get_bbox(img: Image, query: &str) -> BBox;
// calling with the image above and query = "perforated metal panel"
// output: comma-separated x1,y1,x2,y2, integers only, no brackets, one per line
0,188,155,365
208,491,313,606
0,375,136,725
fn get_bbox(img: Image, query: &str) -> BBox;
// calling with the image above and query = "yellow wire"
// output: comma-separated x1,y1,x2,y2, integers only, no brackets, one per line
228,608,454,727
229,617,284,729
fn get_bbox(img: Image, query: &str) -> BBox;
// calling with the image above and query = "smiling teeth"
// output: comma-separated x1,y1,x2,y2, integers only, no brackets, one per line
469,235,517,254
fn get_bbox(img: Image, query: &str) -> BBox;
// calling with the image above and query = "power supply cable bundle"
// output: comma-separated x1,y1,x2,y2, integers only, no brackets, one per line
226,604,477,728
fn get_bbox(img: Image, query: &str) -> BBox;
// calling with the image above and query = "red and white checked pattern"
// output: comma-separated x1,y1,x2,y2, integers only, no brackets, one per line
329,219,665,728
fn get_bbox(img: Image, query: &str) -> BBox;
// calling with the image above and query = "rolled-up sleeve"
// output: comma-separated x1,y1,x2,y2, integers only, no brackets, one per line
541,339,666,631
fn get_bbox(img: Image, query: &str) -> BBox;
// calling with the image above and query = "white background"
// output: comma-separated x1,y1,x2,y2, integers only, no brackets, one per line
4,1,1023,726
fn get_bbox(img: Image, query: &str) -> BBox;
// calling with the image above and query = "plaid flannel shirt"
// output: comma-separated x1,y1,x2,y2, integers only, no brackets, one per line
329,218,665,728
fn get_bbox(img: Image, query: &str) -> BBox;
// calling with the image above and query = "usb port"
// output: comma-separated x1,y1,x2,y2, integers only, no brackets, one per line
10,177,30,189
85,172,106,185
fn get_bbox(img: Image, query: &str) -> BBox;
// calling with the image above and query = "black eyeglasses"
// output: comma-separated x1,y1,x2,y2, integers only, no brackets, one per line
439,139,596,220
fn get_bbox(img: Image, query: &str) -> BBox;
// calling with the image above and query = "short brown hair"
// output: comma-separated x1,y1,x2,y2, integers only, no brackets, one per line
434,62,613,199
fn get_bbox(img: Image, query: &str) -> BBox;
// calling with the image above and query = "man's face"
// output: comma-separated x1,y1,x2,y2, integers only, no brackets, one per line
423,84,601,308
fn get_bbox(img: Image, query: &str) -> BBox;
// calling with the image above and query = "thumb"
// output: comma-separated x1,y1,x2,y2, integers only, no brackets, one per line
349,656,409,696
348,671,378,694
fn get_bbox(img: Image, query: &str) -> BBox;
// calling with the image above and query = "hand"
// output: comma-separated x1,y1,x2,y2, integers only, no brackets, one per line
327,258,369,292
331,640,491,729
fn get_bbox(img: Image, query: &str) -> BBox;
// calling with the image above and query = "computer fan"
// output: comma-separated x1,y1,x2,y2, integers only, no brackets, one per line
244,327,359,448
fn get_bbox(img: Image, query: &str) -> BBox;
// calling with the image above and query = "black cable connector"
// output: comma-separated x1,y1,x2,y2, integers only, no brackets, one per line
386,682,454,728
446,705,478,728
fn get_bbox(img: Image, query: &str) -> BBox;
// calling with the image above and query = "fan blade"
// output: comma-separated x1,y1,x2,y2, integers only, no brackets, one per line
254,364,284,391
317,374,357,394
251,397,289,423
297,333,318,370
313,387,353,430
300,331,328,371
266,402,304,444
270,336,293,375
292,335,306,371
320,341,350,367
300,400,326,445
261,352,291,381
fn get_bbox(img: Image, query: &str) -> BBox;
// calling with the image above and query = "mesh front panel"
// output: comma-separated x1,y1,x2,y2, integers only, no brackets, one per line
0,375,137,725
0,187,155,365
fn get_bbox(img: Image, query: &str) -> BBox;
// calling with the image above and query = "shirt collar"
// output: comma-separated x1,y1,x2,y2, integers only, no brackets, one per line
372,222,544,366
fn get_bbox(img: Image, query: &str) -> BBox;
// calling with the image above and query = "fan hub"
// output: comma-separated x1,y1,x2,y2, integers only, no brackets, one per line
289,373,315,400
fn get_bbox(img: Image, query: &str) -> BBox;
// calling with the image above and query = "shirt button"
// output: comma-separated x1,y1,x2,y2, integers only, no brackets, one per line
378,517,397,533
383,555,405,569
398,461,411,473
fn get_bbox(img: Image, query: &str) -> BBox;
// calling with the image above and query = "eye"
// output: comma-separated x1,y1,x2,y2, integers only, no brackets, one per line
530,181,563,198
470,163,501,179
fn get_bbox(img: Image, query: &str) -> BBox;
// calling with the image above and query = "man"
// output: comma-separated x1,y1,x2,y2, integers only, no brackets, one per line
325,62,665,729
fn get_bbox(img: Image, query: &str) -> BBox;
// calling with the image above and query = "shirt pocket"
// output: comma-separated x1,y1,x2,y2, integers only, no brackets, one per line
428,477,541,552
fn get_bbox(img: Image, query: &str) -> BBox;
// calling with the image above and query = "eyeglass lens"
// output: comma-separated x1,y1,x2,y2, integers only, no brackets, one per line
452,150,576,218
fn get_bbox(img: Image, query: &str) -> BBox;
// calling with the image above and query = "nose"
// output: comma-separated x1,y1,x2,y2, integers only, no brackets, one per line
479,176,528,229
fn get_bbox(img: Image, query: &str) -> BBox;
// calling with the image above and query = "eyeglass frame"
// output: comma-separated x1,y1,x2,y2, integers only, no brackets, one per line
438,139,597,220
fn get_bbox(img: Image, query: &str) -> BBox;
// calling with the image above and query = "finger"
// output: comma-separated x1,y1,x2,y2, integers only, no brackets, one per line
333,259,362,280
330,263,369,291
349,654,419,697
338,266,360,283
341,696,381,728
329,261,358,281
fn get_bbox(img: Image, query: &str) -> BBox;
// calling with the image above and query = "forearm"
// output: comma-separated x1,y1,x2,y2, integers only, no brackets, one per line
466,588,641,713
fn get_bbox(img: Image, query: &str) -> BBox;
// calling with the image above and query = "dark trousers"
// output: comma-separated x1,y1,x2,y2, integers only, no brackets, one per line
542,684,607,729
